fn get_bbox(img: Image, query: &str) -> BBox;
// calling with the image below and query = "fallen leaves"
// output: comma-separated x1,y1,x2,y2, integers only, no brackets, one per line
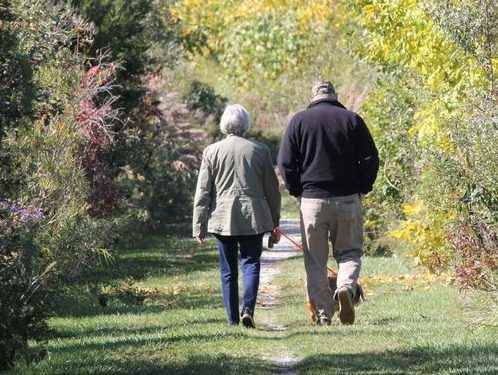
360,271,455,296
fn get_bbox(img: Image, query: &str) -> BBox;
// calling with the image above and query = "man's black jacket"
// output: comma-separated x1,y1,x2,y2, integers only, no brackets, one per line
277,99,379,198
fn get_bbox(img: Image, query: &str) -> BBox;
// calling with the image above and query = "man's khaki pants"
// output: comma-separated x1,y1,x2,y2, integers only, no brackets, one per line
300,194,363,318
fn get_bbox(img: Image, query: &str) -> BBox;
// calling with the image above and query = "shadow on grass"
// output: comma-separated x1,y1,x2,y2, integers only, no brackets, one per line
82,236,219,284
51,236,220,318
54,331,247,354
50,317,226,339
28,354,276,375
53,289,224,318
297,344,498,374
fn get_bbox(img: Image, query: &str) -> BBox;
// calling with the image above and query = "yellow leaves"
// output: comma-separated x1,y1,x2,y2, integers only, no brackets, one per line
389,201,424,241
295,1,333,32
361,270,454,294
363,4,377,21
409,104,455,153
388,199,454,272
172,0,336,54
402,201,423,216
351,0,487,98
173,0,340,85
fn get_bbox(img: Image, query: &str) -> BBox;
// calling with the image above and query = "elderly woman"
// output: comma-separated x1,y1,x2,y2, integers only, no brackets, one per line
192,104,281,328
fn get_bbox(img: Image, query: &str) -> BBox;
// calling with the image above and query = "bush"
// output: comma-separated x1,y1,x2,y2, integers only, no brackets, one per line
72,0,201,236
184,80,227,140
345,0,498,287
0,3,123,367
0,200,54,371
112,76,204,233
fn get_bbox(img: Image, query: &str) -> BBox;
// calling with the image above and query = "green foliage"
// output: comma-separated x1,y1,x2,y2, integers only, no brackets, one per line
345,0,498,285
74,0,152,73
184,79,227,140
71,0,182,114
220,11,307,84
429,0,498,94
70,0,200,234
0,2,120,367
0,200,54,370
358,72,419,255
0,2,32,136
71,0,154,120
1,0,101,266
184,80,227,119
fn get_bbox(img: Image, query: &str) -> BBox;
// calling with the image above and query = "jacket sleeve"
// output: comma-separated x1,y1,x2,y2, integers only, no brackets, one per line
263,148,281,227
277,119,302,197
192,149,213,238
353,114,379,194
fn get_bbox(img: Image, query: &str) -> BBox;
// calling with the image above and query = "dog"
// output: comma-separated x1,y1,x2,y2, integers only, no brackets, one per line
306,267,365,324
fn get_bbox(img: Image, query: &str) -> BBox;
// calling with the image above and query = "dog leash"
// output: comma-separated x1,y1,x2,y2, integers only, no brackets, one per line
274,226,304,252
274,226,337,274
275,226,366,303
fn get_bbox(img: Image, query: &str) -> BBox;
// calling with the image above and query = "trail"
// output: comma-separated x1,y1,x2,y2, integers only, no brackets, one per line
257,219,302,375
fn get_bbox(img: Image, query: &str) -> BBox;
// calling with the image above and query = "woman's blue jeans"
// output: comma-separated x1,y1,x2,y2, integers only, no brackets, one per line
215,234,263,325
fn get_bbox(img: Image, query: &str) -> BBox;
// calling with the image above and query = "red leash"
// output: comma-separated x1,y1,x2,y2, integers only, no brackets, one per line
274,227,304,252
274,226,337,275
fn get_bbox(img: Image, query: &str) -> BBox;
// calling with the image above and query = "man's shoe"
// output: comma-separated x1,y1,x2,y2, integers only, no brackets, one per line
338,288,355,325
241,308,255,328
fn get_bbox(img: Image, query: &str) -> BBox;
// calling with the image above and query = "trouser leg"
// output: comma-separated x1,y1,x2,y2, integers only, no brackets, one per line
331,194,364,297
216,236,240,325
239,234,263,315
335,252,362,294
300,199,333,318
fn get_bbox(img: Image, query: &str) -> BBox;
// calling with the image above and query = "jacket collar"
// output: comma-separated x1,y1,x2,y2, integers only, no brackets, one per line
307,98,347,110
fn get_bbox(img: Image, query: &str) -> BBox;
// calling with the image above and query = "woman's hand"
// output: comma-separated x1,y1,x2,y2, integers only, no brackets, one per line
271,227,281,244
195,233,206,244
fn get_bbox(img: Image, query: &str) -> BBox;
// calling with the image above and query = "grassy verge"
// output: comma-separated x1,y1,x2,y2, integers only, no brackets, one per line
9,236,498,374
272,256,498,374
10,237,279,375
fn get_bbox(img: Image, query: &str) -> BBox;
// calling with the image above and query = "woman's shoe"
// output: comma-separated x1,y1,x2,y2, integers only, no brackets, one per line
241,308,255,328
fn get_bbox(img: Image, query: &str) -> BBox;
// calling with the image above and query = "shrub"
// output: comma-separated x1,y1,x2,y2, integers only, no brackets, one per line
113,74,203,233
0,2,123,367
72,0,201,236
345,0,498,287
184,80,227,140
0,200,54,371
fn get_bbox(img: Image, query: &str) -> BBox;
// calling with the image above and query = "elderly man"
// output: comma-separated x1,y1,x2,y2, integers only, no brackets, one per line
193,104,281,328
277,81,379,326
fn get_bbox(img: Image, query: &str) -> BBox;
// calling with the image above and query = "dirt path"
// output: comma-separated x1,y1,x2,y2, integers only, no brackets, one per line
257,219,302,375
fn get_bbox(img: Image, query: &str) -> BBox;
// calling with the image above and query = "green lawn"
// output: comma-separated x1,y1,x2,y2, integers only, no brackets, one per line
11,238,280,375
9,236,498,375
273,256,498,374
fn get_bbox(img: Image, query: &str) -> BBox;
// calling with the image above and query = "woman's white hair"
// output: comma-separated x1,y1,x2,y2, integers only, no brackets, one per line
219,104,251,136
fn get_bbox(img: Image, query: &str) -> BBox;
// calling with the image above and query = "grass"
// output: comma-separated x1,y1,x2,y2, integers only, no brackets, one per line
272,256,498,374
10,237,281,375
280,189,299,219
8,236,498,374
